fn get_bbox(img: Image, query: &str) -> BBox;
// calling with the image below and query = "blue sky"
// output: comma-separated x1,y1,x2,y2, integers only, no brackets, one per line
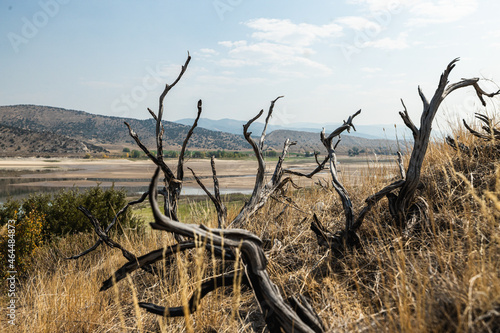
1,0,500,132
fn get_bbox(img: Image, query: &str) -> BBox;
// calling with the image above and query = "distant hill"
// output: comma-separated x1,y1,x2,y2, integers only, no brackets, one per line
0,105,399,157
175,117,398,140
265,130,397,154
0,123,107,157
0,105,249,154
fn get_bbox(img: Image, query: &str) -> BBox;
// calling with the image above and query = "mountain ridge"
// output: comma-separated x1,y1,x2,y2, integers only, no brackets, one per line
0,104,397,157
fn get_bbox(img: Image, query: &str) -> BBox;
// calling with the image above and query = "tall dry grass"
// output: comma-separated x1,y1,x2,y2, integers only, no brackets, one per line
1,125,499,332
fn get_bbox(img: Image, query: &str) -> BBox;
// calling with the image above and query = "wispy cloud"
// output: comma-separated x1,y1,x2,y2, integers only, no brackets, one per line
408,0,478,26
244,18,342,47
215,19,340,76
336,16,382,32
363,32,409,49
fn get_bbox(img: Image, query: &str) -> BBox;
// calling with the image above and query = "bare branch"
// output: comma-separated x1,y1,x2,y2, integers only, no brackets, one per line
147,108,158,122
418,85,429,110
188,162,227,228
178,99,202,180
156,52,191,160
139,272,250,317
398,99,418,140
284,156,329,179
397,151,406,180
124,122,177,182
324,109,361,144
66,191,150,260
76,206,155,275
395,58,500,224
352,179,406,230
260,96,284,151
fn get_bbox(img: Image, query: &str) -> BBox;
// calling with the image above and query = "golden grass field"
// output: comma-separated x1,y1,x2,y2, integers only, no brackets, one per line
1,129,499,332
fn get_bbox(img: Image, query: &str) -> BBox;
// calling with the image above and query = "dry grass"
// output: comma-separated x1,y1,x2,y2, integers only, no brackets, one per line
1,128,499,332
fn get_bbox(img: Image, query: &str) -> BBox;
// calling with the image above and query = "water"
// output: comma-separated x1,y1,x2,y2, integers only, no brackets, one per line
0,176,253,204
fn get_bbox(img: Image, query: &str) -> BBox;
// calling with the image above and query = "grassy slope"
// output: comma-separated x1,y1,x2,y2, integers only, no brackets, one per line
1,127,499,332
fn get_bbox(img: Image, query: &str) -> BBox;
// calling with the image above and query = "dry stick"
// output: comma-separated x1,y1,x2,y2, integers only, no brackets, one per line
463,113,500,141
66,191,150,260
75,206,155,275
145,167,323,333
187,158,227,229
156,53,191,165
229,97,297,228
178,99,202,181
100,241,235,291
320,110,361,232
284,155,329,178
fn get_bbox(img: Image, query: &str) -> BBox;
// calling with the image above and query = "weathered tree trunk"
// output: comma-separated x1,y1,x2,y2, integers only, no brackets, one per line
394,58,499,226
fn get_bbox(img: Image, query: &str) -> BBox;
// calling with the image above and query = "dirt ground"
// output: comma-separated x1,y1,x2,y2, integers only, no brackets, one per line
0,156,398,193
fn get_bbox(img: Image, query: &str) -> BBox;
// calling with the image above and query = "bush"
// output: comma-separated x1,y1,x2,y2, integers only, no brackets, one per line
0,210,45,278
130,149,142,158
0,185,140,239
122,147,130,153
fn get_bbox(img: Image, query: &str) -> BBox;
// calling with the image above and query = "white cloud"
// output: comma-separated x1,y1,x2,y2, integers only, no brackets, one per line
336,16,382,32
347,0,407,13
362,32,409,49
200,48,218,55
215,19,337,77
220,41,332,76
218,40,247,48
244,18,342,47
408,0,478,26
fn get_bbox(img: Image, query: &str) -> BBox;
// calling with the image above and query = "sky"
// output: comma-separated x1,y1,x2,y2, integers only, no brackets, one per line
1,0,500,133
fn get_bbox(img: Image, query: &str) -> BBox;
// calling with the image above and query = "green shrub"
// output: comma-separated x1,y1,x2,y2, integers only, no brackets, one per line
0,210,45,278
1,185,140,240
0,186,140,278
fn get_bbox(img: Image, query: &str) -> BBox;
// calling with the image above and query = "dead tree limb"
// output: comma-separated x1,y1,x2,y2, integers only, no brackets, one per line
139,271,250,317
229,96,300,228
123,53,196,222
74,206,155,275
66,191,149,260
321,110,361,232
284,153,329,178
138,167,324,332
463,113,500,141
187,155,227,228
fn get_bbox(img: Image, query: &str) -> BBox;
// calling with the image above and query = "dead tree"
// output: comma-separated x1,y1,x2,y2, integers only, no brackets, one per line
311,58,500,254
229,96,296,228
66,54,197,259
124,53,199,221
67,53,327,330
140,168,326,332
393,58,499,225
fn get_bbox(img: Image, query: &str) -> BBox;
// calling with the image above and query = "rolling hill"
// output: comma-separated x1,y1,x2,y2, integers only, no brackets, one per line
0,105,398,157
0,105,249,156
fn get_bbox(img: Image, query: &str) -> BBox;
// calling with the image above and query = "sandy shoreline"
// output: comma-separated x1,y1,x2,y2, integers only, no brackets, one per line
0,157,397,198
